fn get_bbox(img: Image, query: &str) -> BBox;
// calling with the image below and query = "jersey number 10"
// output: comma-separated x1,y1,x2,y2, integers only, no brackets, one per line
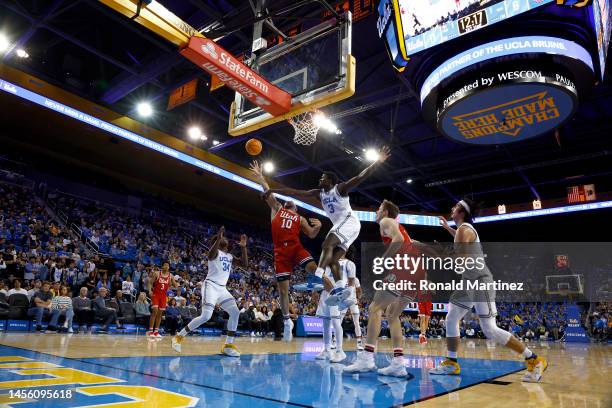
281,218,293,229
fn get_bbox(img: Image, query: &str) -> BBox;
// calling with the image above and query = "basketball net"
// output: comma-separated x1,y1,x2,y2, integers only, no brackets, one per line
288,110,321,146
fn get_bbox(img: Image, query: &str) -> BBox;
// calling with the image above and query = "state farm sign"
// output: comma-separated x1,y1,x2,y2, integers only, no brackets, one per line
180,37,292,116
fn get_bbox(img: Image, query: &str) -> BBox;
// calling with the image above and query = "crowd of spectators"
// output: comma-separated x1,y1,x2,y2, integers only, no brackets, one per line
1,179,610,342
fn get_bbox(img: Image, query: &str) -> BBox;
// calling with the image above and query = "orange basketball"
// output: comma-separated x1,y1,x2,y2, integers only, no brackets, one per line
245,138,263,156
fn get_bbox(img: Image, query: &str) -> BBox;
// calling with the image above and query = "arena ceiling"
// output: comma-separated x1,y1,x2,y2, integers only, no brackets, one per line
1,0,612,214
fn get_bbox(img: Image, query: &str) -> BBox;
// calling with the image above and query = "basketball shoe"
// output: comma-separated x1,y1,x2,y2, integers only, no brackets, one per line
522,355,547,382
344,351,376,373
221,343,241,357
316,349,331,360
419,334,427,345
171,335,183,353
377,357,407,377
283,319,294,342
330,350,347,363
430,359,461,375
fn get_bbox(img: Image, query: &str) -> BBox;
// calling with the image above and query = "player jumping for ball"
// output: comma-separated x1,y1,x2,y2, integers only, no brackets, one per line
264,146,390,302
250,160,322,341
172,226,248,356
430,198,547,382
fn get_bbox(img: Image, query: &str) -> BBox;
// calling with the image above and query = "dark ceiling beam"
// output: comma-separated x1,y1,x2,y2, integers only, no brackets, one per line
2,0,72,57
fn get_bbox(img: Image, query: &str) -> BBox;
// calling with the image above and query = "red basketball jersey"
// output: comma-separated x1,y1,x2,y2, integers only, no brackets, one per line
271,208,301,247
381,222,412,248
152,272,171,296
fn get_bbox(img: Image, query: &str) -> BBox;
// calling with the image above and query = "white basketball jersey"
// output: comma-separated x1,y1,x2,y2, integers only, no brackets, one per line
325,258,356,287
206,249,233,285
320,185,353,225
454,222,480,243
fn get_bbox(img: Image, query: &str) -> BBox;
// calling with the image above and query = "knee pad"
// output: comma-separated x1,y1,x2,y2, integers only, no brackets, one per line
479,317,512,345
445,304,469,338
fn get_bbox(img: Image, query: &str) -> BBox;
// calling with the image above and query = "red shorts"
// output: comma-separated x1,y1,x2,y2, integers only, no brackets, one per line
151,292,167,310
418,301,432,317
274,242,314,281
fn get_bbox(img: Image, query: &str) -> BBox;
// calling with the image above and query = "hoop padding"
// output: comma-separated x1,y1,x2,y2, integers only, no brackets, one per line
289,111,321,145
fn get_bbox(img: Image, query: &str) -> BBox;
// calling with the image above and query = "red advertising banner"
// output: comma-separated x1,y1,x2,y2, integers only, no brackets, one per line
167,78,198,111
180,37,292,116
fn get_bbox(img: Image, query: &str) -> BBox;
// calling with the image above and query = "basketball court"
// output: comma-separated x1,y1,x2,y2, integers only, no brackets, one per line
0,334,609,407
0,0,611,407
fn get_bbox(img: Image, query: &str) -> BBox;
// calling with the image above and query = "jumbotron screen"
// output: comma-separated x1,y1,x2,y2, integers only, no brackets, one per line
398,0,554,55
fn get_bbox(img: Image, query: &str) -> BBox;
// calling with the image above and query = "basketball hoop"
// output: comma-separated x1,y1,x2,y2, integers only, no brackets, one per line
288,110,321,146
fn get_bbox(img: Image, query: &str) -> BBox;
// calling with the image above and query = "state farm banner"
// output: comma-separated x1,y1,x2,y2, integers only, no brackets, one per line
180,37,292,116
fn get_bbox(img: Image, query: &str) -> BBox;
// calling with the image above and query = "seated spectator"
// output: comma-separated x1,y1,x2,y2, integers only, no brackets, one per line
178,298,197,326
134,292,151,324
27,281,60,332
73,287,93,332
8,279,28,297
51,285,74,333
110,270,123,294
93,287,123,333
165,298,181,335
0,281,8,297
27,279,41,300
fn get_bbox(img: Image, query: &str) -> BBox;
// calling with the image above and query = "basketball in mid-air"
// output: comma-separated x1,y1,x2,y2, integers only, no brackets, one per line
245,138,263,156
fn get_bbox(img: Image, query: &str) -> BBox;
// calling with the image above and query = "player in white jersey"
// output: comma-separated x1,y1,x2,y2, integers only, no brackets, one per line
264,147,390,299
315,255,357,363
172,226,248,356
430,198,547,382
346,276,363,350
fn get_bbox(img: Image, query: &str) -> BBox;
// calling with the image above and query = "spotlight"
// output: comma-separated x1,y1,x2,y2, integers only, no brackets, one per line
406,178,413,184
212,140,220,146
365,148,379,162
200,135,208,141
312,112,340,133
0,34,9,53
136,102,153,117
16,49,28,58
263,161,274,173
187,126,202,140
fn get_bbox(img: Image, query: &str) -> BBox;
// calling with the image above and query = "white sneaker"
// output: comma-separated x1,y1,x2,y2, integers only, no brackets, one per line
67,327,74,334
325,287,352,306
250,331,256,337
344,352,376,373
377,357,407,377
356,338,364,351
171,335,183,353
316,349,331,360
330,350,347,363
283,319,294,342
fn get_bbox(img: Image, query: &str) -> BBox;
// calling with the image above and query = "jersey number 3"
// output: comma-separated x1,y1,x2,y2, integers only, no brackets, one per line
327,203,335,214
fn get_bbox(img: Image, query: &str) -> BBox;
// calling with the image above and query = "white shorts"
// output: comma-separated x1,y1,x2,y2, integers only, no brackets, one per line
327,214,361,251
201,280,234,309
316,290,340,318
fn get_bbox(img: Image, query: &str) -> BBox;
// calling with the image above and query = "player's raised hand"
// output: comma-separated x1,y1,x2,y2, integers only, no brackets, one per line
378,146,391,163
239,234,248,247
250,160,262,176
438,216,449,228
309,218,322,228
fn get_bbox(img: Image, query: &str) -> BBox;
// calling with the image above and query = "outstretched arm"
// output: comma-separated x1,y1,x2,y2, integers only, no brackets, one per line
439,216,456,238
337,146,390,196
300,217,322,239
208,226,224,260
234,234,248,268
264,187,319,201
250,161,281,214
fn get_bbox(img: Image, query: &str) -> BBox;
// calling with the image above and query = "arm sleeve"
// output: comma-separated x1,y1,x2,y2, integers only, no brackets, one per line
347,261,356,279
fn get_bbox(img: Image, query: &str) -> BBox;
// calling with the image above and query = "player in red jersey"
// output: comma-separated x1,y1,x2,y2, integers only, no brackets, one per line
418,291,433,345
345,199,426,377
147,262,177,338
251,161,323,341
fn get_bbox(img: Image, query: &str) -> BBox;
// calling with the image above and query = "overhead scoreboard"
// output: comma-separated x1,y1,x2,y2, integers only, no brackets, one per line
377,0,605,145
